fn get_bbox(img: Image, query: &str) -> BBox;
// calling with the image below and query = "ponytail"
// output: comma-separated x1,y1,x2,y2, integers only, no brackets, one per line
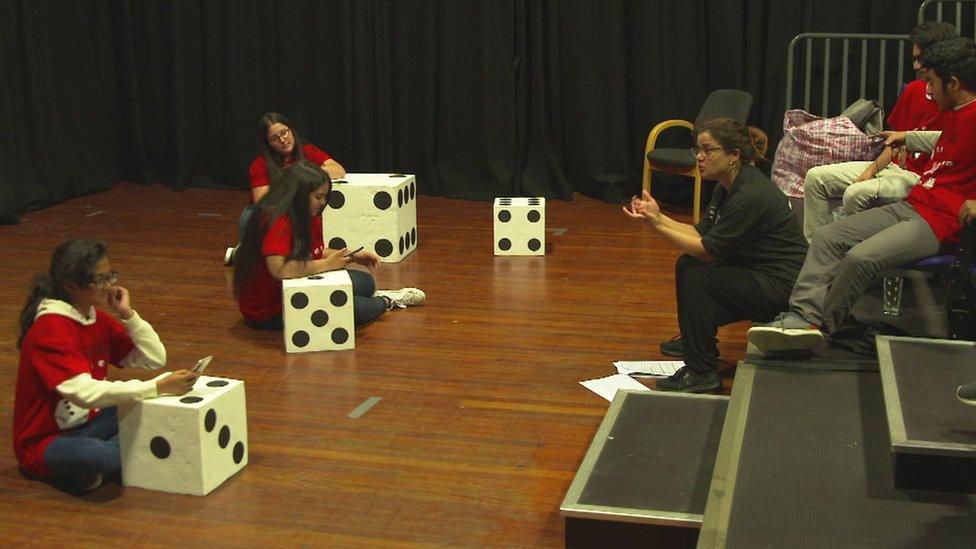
17,238,107,348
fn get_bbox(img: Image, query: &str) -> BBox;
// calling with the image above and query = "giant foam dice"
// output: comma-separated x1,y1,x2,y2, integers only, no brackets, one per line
118,375,247,496
493,197,545,255
282,270,355,352
323,173,418,263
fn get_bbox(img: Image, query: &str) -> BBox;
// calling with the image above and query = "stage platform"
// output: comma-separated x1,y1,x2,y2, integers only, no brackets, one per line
877,336,976,493
698,363,976,549
560,390,728,548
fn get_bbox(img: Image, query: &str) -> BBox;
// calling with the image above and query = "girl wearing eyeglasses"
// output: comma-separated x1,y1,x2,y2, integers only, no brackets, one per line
13,238,199,493
233,160,424,330
225,112,347,265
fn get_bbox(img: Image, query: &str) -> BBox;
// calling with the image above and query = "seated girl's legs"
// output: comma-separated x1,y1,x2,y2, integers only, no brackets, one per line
43,407,121,480
676,258,786,374
347,269,387,326
238,205,258,241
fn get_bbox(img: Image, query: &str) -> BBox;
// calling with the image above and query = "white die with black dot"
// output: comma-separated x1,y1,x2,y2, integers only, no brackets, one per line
493,197,545,255
323,173,418,263
118,375,248,496
282,270,355,353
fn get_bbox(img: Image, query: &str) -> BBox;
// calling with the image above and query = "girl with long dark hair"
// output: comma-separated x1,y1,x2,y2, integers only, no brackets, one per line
13,238,199,492
225,112,347,265
234,160,424,329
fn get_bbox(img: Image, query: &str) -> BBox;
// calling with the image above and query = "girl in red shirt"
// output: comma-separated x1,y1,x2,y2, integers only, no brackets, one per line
225,112,347,265
233,160,424,329
13,239,198,493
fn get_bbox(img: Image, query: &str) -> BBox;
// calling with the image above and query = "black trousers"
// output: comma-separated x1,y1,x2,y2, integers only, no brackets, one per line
675,255,790,373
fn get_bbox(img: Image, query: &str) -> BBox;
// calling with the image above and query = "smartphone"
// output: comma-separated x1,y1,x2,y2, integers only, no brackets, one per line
192,355,213,374
344,246,364,258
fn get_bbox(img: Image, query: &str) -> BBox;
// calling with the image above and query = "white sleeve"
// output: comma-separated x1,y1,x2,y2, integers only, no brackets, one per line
906,131,941,154
118,310,167,371
56,373,159,409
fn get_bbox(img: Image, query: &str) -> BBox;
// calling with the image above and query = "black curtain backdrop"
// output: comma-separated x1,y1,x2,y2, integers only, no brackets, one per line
0,0,923,223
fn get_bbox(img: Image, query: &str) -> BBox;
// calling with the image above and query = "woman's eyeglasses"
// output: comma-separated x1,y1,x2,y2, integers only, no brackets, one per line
91,271,118,289
692,145,725,158
268,127,291,144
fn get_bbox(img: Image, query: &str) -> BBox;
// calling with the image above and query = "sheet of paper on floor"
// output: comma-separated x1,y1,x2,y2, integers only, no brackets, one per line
613,360,684,377
580,374,651,402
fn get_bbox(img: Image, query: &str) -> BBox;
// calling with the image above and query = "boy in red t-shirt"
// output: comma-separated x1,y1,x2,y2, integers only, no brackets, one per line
750,36,976,354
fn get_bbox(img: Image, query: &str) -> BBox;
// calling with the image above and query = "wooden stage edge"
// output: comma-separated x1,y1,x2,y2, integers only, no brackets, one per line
0,182,746,546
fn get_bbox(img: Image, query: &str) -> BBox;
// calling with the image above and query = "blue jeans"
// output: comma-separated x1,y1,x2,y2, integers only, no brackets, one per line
43,407,121,479
245,269,387,329
238,205,258,241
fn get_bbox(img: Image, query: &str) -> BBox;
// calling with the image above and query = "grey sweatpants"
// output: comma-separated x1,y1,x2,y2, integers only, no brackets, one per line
790,200,940,332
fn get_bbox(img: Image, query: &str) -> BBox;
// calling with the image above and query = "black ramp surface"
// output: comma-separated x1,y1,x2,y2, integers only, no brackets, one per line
725,368,976,549
745,344,877,372
579,395,726,513
889,339,976,446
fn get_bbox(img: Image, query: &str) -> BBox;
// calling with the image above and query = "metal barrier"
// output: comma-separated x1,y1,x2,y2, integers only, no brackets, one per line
918,0,976,36
784,33,911,117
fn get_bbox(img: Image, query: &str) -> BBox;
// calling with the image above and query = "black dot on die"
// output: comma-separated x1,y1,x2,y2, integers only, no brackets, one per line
205,409,217,432
308,275,323,280
528,198,541,205
332,328,349,344
291,292,309,309
410,182,416,199
375,239,393,257
328,237,347,250
399,236,404,255
311,309,329,327
398,189,404,208
389,173,406,178
330,290,348,307
411,228,417,245
150,436,171,459
233,442,245,464
498,210,511,222
292,330,310,347
218,426,230,449
328,190,345,209
68,411,74,416
207,380,229,387
527,210,541,223
180,396,203,404
499,238,512,251
374,192,392,210
528,238,542,251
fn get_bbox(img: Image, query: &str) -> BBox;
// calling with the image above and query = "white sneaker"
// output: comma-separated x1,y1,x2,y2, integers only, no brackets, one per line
223,246,236,267
375,287,426,309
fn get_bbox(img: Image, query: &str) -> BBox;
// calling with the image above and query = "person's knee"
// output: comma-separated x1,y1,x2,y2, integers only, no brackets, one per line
675,254,703,278
803,166,831,196
841,182,874,213
841,245,885,278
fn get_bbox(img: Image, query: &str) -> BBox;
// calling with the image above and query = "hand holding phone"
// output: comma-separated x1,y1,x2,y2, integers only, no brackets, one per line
192,355,213,374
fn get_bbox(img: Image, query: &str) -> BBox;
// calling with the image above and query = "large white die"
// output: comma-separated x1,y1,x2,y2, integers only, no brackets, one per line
282,270,355,352
493,197,545,255
118,375,248,496
323,173,418,263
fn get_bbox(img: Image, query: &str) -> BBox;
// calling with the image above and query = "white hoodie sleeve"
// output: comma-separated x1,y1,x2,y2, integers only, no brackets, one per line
118,310,167,370
56,373,160,409
906,131,941,154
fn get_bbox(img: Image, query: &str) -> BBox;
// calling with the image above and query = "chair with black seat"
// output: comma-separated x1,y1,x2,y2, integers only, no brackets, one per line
643,89,753,223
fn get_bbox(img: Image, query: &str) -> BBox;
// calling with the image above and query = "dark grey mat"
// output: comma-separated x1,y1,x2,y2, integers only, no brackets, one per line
889,339,976,447
578,394,726,514
745,343,878,372
724,368,976,549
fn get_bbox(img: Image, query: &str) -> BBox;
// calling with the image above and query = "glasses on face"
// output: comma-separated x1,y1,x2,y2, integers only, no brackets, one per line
268,127,291,144
692,145,725,158
91,271,118,289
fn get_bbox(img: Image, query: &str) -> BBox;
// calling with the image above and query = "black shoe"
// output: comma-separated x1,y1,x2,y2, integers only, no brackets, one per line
659,335,684,357
655,367,721,393
659,335,718,359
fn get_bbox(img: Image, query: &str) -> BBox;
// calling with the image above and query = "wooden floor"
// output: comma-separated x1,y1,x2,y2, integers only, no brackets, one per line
0,183,749,546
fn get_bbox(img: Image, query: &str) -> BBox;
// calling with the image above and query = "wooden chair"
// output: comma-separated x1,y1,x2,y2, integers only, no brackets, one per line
642,89,753,223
